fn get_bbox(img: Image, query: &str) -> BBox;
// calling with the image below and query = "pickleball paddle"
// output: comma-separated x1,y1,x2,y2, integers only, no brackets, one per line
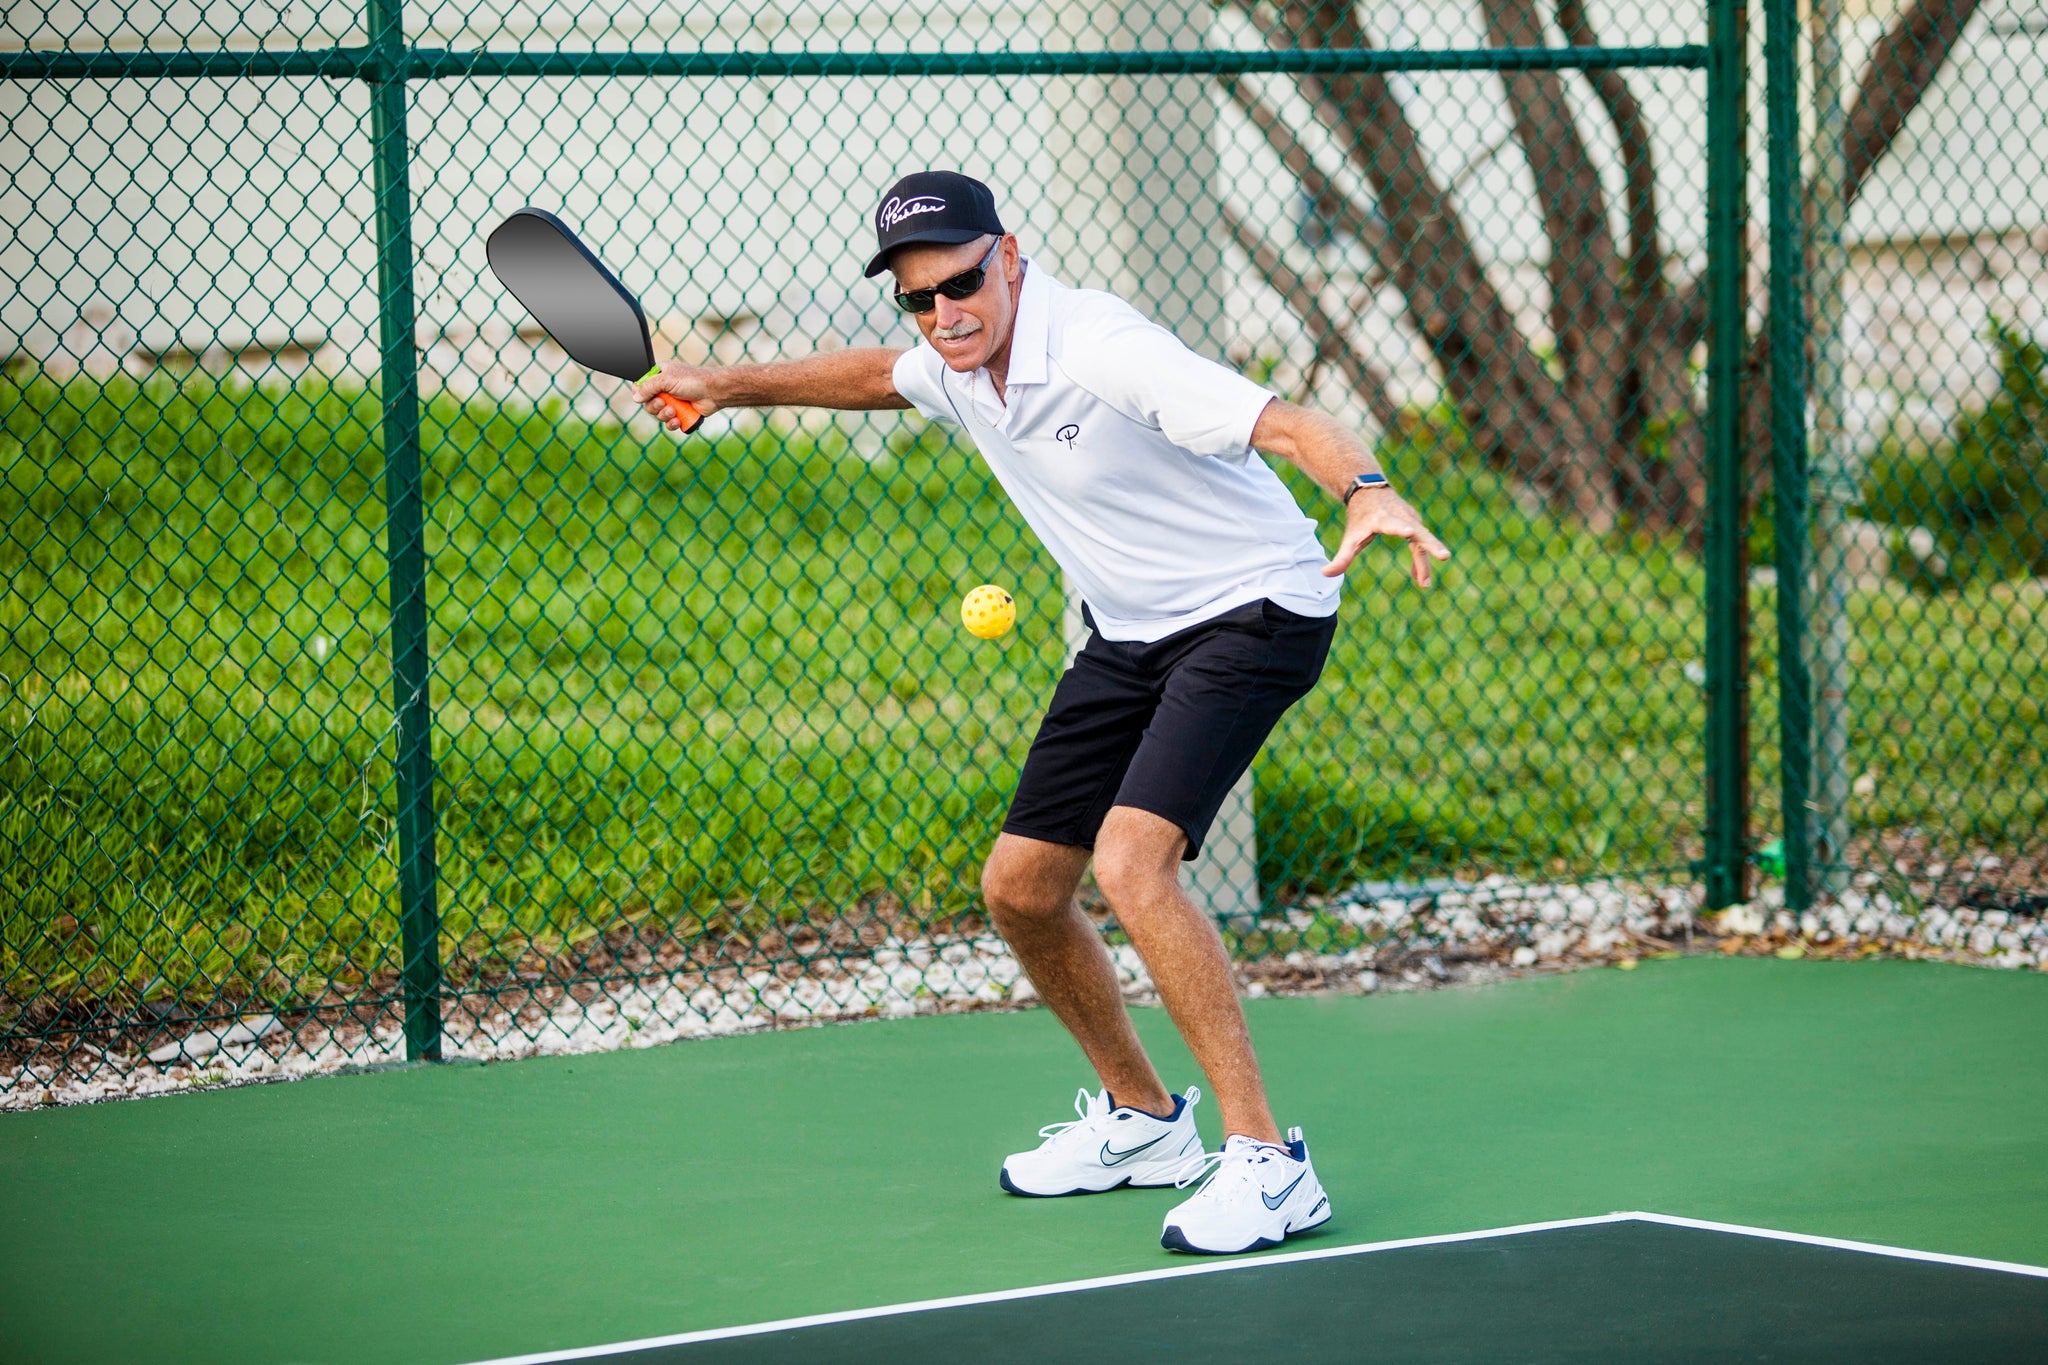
485,207,704,434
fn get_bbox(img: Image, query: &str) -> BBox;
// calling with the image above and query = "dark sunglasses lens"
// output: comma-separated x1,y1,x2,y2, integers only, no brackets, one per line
936,267,987,300
893,249,993,313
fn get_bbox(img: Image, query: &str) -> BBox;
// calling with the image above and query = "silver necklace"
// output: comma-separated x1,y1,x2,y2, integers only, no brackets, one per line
967,368,1005,427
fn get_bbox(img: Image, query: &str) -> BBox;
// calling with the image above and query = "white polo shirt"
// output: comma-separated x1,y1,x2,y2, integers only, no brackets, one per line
890,262,1340,643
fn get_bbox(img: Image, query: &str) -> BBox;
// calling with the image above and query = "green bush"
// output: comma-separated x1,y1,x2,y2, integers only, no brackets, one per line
1864,319,2048,587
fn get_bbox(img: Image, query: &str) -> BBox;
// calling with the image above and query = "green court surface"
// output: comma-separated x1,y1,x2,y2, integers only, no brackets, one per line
4,956,2047,1364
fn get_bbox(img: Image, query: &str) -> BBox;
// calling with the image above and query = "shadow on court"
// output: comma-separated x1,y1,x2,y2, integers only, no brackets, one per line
662,1218,2048,1364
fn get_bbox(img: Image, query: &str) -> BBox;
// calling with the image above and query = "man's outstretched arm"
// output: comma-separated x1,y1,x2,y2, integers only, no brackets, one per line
634,347,911,432
1249,398,1452,589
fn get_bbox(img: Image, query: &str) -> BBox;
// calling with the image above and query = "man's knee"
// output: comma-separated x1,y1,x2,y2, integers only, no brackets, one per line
1092,808,1187,908
981,838,1082,924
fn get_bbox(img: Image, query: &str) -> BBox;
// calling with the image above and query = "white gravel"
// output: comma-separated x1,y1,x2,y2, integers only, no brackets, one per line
5,874,2039,1111
1,933,1054,1111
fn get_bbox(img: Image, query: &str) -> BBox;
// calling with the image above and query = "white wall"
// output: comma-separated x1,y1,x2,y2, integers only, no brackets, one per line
5,0,2042,399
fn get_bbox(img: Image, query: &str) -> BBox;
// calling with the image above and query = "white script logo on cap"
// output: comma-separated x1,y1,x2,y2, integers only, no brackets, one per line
878,195,947,232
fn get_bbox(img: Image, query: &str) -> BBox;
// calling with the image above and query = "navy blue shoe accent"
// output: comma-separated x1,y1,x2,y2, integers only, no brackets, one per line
1161,1224,1282,1255
1001,1166,1131,1198
1106,1092,1185,1123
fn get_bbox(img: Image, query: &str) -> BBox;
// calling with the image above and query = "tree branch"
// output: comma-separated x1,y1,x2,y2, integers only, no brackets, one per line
1845,0,1983,204
1554,0,1663,302
1673,0,1983,352
1220,201,1402,429
1219,76,1392,281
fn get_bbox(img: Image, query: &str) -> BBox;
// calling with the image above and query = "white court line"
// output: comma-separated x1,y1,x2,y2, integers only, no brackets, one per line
460,1213,1633,1364
1619,1211,2048,1280
461,1210,2048,1365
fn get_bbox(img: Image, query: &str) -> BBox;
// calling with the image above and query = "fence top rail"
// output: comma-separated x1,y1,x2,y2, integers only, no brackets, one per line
0,43,1708,82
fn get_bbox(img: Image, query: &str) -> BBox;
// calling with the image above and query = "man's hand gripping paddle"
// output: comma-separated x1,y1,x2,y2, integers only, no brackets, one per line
485,207,704,434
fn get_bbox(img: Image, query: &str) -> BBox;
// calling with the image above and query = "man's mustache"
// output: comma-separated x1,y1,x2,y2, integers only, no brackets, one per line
934,317,983,341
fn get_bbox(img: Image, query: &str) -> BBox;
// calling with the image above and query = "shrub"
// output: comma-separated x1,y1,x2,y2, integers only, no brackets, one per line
1864,319,2048,588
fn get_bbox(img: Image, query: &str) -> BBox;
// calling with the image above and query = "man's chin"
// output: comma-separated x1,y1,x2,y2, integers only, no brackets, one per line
934,338,988,372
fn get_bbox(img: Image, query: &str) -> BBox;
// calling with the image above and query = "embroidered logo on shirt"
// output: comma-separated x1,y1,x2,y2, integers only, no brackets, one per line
1056,423,1080,449
877,195,946,231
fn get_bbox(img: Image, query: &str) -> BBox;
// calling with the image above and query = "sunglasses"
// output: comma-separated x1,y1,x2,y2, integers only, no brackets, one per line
892,239,1002,314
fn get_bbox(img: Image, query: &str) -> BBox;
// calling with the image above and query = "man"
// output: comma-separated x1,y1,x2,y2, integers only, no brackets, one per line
638,170,1449,1255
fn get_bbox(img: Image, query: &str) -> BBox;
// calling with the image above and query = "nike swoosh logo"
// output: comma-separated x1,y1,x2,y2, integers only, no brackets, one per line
1262,1173,1307,1210
1099,1133,1170,1165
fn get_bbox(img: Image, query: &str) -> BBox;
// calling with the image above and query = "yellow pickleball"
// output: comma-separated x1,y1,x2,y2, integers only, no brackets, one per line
961,584,1016,640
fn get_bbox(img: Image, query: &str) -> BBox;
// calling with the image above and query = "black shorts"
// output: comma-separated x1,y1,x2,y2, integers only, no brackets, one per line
1002,598,1338,860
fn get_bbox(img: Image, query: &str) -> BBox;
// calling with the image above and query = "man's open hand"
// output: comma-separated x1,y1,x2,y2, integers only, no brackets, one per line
633,361,721,433
1322,488,1452,588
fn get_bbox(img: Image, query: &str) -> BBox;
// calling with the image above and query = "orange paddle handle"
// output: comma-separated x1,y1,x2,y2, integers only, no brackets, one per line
654,391,704,435
637,367,704,435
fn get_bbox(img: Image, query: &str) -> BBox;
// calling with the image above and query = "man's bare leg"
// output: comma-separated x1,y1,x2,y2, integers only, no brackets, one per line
1091,805,1282,1145
981,833,1176,1117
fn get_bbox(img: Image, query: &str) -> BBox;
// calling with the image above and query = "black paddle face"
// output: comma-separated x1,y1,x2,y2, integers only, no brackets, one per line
486,208,656,382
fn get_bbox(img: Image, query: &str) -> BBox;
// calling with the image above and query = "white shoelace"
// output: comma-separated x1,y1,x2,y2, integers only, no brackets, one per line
1035,1087,1198,1147
1175,1139,1278,1194
1036,1088,1109,1144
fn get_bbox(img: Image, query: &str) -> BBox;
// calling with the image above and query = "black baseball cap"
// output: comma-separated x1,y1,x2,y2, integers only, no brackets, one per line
862,171,1006,278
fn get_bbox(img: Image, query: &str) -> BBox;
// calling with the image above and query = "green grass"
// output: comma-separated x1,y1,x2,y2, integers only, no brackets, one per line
2,372,2041,1023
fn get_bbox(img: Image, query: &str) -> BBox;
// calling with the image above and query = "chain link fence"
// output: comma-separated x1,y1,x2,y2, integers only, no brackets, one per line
1755,0,2048,947
3,0,2041,1104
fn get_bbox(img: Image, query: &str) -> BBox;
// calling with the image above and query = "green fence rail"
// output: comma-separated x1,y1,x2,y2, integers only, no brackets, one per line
3,0,2041,1102
0,45,1710,81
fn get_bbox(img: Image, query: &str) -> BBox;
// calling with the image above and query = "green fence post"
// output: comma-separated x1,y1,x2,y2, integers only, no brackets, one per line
367,0,443,1060
1704,0,1751,911
1764,0,1814,914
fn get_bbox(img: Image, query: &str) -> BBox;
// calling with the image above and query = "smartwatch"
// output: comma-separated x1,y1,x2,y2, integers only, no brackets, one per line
1343,471,1392,506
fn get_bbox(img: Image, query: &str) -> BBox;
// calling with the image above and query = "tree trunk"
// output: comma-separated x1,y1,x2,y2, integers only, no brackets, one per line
1483,0,1629,524
1554,0,1703,531
1256,0,1617,527
1225,0,1977,539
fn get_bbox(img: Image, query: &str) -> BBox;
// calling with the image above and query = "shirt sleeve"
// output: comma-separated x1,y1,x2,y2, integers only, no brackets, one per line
891,345,959,425
1058,300,1277,460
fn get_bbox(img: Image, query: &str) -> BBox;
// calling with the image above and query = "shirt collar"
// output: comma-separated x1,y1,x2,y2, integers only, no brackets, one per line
1001,257,1053,388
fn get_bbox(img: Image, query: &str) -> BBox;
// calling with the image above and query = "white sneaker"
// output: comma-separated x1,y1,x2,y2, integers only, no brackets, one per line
1160,1127,1332,1254
999,1087,1206,1197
